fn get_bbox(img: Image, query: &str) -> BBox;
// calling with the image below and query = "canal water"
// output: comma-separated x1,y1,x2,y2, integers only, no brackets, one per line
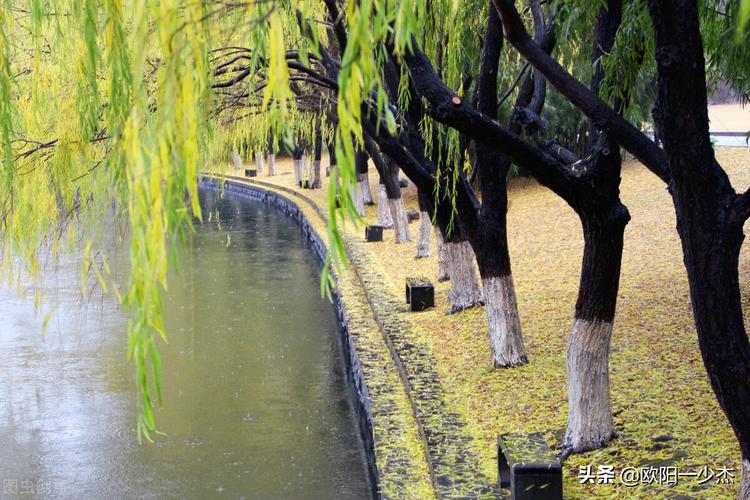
0,189,372,498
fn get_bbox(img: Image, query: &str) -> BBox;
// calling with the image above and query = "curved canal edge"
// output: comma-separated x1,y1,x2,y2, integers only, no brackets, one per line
200,176,436,499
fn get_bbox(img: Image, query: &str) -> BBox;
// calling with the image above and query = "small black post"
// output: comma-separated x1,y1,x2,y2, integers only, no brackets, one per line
365,225,383,242
406,277,434,311
497,433,563,499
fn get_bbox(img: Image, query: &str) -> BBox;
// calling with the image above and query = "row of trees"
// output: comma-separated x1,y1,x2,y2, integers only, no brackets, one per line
209,0,750,494
2,0,749,494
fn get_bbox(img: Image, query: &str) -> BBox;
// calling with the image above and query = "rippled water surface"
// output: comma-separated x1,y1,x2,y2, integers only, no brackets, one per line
0,188,372,499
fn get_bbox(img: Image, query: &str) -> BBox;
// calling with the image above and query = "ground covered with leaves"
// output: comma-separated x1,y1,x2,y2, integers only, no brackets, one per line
226,147,750,498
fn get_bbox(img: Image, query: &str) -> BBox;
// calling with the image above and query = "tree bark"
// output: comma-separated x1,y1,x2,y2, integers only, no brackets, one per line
562,208,628,455
293,143,305,186
267,153,276,176
356,148,373,205
254,153,264,174
388,197,412,243
352,148,368,215
482,274,526,367
312,127,323,188
436,229,450,282
310,127,323,189
443,233,483,313
740,459,750,500
646,2,750,487
377,183,394,228
231,149,243,171
361,171,374,204
302,154,311,185
312,161,322,188
352,183,365,217
293,159,302,186
326,137,336,177
415,211,431,258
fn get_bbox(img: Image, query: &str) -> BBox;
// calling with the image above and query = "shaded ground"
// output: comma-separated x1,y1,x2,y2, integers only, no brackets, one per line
221,147,750,498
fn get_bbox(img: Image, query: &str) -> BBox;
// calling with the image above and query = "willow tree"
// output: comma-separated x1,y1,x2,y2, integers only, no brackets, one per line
6,2,749,492
0,0,305,441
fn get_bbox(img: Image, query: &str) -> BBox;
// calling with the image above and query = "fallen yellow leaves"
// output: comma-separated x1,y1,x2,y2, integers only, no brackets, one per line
230,146,750,498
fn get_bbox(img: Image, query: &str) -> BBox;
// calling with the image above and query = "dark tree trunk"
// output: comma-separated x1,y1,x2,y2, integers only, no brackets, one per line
312,127,323,188
467,5,527,367
647,1,750,491
326,133,336,177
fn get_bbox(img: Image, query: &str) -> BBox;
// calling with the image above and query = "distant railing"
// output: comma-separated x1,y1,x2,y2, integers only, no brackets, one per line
644,131,749,148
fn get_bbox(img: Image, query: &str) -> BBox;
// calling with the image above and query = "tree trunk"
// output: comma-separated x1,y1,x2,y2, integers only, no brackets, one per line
254,153,264,174
231,149,243,171
562,208,627,455
482,275,526,367
358,173,372,205
677,215,750,494
740,459,750,499
268,153,276,176
362,172,374,204
312,124,323,188
415,211,431,258
444,238,483,313
565,317,615,454
388,196,412,243
293,159,302,186
355,148,373,205
377,184,394,228
312,160,322,188
302,154,311,185
646,3,750,487
352,183,365,217
326,138,336,177
436,230,450,282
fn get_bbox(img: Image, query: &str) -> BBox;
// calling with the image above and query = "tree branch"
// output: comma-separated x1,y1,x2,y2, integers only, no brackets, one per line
492,0,670,183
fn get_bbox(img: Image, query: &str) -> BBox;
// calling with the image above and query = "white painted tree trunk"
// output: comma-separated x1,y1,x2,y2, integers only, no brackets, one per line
415,211,431,258
377,185,394,228
563,318,616,453
312,160,322,188
483,275,527,367
254,153,264,174
293,159,302,186
388,197,412,243
436,230,450,282
360,172,373,204
351,183,366,217
267,153,276,176
231,150,243,171
302,155,310,185
445,241,483,313
357,173,372,207
740,459,750,499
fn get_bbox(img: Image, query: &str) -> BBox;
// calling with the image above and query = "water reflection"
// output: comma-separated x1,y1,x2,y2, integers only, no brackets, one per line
0,189,372,499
